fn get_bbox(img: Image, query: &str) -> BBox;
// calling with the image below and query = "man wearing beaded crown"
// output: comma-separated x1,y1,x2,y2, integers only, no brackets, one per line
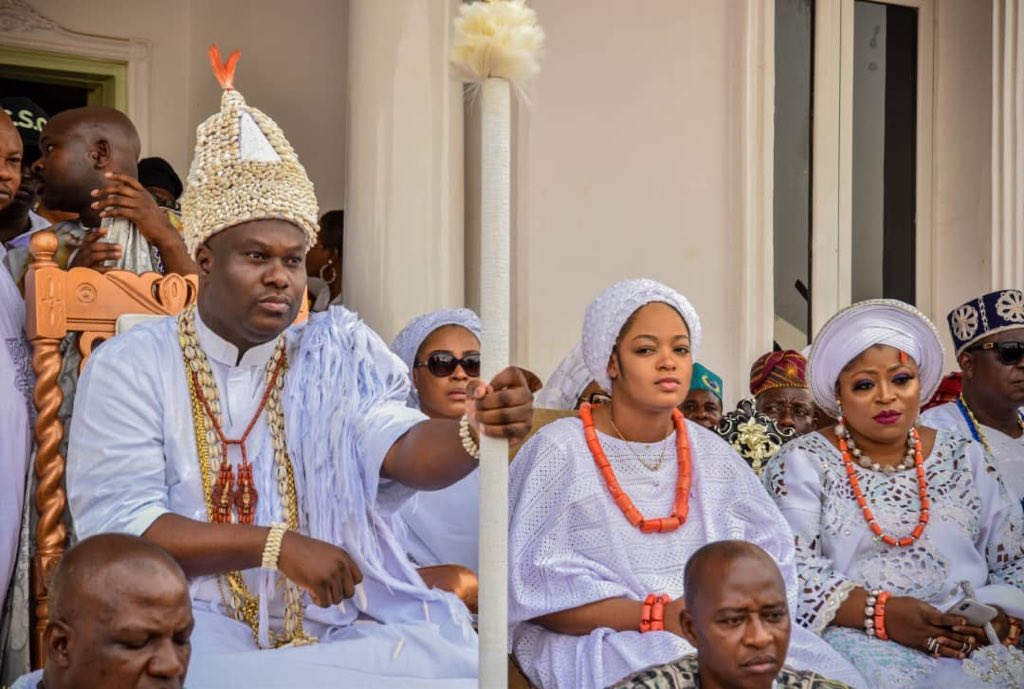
65,47,532,687
921,289,1024,511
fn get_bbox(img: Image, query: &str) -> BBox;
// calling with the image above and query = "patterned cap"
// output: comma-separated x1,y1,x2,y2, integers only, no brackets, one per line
181,46,319,256
749,350,807,397
947,289,1024,357
689,362,723,402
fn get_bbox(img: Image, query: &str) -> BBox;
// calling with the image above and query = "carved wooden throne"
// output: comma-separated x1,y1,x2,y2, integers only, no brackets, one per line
24,230,199,667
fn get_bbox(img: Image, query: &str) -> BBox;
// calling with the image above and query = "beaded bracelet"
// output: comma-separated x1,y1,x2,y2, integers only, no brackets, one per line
1005,616,1022,647
459,414,480,460
261,522,288,571
873,591,892,641
640,594,671,633
864,589,883,638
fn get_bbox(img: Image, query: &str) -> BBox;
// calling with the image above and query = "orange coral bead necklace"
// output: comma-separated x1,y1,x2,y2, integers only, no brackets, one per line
580,402,692,534
835,419,930,547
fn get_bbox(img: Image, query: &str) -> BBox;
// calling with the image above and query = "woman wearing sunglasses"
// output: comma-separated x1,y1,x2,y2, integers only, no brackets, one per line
508,279,864,689
922,289,1024,513
763,299,1024,689
392,308,482,572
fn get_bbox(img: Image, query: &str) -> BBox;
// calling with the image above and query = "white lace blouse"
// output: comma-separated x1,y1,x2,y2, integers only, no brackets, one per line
763,430,1024,634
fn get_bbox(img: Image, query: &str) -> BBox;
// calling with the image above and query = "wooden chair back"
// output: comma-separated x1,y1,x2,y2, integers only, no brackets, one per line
24,230,199,667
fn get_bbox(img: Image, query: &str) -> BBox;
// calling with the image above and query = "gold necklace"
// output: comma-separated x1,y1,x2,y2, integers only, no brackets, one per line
957,394,1024,456
608,412,674,472
179,305,315,648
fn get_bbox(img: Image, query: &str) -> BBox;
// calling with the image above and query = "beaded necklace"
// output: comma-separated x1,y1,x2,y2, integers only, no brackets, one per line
178,306,314,648
835,419,930,547
580,403,692,534
955,394,1024,455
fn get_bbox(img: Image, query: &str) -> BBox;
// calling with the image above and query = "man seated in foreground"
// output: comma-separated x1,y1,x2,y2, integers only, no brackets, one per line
611,541,852,689
12,533,194,689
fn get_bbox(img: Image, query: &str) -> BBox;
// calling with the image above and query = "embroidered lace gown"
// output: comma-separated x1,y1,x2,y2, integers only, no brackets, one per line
763,431,1024,689
508,417,867,689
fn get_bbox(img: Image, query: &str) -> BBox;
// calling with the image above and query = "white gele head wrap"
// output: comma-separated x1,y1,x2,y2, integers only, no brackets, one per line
535,343,594,410
807,299,945,419
181,46,319,256
391,308,482,408
581,278,702,394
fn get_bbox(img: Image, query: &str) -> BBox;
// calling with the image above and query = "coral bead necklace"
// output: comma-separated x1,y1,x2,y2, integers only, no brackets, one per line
835,420,930,547
580,402,692,534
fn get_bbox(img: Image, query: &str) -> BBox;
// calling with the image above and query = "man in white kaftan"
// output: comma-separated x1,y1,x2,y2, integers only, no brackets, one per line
68,308,479,688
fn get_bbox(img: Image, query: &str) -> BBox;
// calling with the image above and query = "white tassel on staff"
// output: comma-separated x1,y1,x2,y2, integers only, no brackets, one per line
449,2,543,687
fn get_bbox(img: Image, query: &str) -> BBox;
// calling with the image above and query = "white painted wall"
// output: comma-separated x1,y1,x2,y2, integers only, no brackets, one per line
932,0,993,367
503,0,750,407
26,0,348,212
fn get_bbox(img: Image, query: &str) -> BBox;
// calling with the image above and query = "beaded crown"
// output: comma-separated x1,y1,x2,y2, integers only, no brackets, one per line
181,46,319,256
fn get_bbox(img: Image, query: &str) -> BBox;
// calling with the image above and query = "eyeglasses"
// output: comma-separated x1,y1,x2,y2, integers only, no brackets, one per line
415,351,481,378
575,391,611,409
967,341,1024,366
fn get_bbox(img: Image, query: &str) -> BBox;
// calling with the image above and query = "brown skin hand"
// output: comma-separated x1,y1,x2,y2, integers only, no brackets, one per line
44,534,193,689
535,302,692,637
959,327,1024,438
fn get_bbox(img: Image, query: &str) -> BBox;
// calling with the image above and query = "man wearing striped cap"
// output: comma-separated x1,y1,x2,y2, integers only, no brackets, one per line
749,350,815,437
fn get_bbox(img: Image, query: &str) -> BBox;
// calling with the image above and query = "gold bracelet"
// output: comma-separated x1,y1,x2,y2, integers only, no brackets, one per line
261,522,288,571
459,414,480,460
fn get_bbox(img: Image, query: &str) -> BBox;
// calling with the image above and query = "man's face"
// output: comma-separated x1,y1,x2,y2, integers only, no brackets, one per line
0,121,23,212
680,389,722,429
34,114,99,213
682,557,790,689
963,327,1024,407
755,387,815,436
59,568,193,689
197,219,308,349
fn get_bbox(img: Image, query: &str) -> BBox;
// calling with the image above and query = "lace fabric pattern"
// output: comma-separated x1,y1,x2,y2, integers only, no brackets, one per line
765,430,1024,689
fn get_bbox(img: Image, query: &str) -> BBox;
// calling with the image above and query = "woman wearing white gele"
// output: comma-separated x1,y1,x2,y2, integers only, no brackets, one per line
392,308,482,573
508,278,865,689
763,299,1024,688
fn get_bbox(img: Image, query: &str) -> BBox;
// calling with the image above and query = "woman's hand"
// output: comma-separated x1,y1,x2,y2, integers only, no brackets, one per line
884,596,976,659
952,607,1009,646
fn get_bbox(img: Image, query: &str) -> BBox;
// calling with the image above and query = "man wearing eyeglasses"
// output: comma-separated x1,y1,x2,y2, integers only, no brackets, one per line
921,289,1024,511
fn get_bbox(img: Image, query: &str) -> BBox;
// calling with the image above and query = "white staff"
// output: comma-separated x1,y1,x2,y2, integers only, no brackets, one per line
449,1,543,686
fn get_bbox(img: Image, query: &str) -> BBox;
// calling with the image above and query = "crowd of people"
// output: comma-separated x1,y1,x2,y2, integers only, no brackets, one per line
1,46,1023,689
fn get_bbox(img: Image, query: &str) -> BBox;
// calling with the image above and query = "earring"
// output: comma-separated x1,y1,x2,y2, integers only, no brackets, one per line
319,259,337,284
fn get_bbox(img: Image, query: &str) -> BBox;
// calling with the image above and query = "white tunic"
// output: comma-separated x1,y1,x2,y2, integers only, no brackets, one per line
66,311,477,687
0,243,32,611
764,431,1024,689
509,417,867,689
921,400,1024,508
399,468,480,571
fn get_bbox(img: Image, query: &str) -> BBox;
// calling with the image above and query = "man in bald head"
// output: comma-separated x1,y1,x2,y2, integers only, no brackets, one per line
12,533,193,689
611,541,853,689
3,105,194,284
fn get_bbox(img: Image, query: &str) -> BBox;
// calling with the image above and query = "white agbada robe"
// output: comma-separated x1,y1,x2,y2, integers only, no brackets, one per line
921,400,1024,509
0,243,32,611
508,417,867,689
400,469,480,571
66,310,477,688
763,431,1024,689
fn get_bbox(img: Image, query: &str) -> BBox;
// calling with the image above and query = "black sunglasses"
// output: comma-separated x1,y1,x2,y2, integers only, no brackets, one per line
415,351,481,378
967,341,1024,366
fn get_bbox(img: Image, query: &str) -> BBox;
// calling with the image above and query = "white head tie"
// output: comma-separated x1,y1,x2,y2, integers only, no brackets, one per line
535,344,593,410
391,308,482,408
807,299,944,418
581,278,702,394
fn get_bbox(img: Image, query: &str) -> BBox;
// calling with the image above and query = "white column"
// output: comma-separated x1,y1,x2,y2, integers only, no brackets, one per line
344,0,465,340
992,0,1024,289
